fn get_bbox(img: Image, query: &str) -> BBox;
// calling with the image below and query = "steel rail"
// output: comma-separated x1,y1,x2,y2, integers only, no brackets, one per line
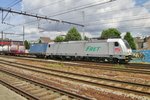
1,55,150,70
0,69,91,100
0,60,150,96
0,57,149,75
0,80,39,100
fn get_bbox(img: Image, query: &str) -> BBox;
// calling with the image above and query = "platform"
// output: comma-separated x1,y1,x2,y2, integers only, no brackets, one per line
0,84,27,100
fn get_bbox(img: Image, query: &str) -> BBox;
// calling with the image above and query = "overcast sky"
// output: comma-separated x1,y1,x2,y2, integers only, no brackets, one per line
0,0,150,41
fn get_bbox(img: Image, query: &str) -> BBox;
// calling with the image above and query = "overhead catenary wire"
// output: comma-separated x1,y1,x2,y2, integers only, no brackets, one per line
85,24,150,30
85,16,150,26
24,0,74,12
1,0,147,21
8,0,22,8
12,0,113,22
0,0,22,27
0,0,120,25
46,0,148,19
33,0,148,28
0,0,69,28
62,12,150,26
25,1,150,24
18,0,149,27
0,7,84,27
22,0,107,15
0,0,81,28
0,0,115,31
2,12,150,32
2,0,68,19
48,0,116,17
1,0,150,34
5,0,20,7
61,4,150,23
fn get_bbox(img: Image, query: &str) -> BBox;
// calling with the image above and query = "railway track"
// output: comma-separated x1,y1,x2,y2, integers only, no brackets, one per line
0,55,150,70
0,60,150,97
0,72,39,100
0,70,91,100
0,57,150,75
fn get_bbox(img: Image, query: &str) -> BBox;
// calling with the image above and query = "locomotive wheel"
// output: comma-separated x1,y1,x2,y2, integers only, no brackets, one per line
70,56,75,61
119,59,127,64
112,58,119,64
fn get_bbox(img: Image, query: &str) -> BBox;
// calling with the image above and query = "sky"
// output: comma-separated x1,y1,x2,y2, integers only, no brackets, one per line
0,0,150,41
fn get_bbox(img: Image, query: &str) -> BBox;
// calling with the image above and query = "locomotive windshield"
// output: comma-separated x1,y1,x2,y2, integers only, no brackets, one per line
123,40,131,49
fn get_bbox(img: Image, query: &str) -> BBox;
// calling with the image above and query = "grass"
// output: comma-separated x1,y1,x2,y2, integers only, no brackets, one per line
46,62,82,73
113,64,126,69
46,63,64,68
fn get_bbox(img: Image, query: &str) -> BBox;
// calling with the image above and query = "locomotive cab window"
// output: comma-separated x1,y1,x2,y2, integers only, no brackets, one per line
114,42,119,47
123,40,131,49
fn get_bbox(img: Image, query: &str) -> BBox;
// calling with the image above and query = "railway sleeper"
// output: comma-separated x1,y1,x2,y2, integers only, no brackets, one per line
30,88,51,94
0,71,83,100
35,90,53,97
39,93,60,100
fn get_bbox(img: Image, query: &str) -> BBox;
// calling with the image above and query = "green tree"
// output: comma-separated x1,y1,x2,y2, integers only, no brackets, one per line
54,36,65,42
24,40,30,49
101,28,121,39
39,39,42,43
84,36,89,40
124,32,136,50
65,27,82,41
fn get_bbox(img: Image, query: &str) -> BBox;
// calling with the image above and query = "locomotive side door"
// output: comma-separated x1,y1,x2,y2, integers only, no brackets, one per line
108,42,114,55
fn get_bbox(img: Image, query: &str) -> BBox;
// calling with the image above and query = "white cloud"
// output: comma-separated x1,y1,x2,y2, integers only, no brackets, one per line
1,0,150,41
21,0,150,38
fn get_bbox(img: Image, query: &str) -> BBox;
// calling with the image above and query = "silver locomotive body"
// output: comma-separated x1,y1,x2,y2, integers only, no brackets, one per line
46,38,132,63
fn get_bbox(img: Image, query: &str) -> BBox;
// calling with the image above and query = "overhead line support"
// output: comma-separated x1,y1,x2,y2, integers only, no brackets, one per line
0,7,84,27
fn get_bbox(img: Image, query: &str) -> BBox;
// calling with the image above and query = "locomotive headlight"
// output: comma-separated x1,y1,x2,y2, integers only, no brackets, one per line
128,49,132,55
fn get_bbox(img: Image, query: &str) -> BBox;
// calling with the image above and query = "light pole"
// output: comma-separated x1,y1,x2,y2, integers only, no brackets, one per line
1,31,4,47
23,26,25,45
82,11,85,40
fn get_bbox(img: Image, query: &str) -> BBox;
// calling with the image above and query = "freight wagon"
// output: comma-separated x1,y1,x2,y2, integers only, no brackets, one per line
29,43,48,58
0,41,25,55
10,45,25,54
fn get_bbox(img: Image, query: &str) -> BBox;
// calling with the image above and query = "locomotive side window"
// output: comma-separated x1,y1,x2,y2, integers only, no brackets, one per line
114,42,119,46
123,40,131,49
